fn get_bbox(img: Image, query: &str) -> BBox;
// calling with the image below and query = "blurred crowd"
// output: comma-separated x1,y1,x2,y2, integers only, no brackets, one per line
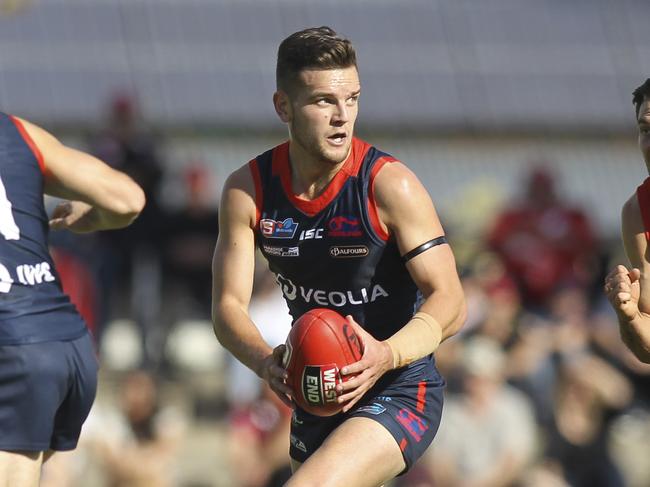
40,94,650,487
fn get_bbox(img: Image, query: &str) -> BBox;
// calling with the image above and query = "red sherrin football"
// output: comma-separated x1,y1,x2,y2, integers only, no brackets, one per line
282,308,364,416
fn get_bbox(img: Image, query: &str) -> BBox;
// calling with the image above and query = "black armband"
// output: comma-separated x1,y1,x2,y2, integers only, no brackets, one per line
401,236,448,263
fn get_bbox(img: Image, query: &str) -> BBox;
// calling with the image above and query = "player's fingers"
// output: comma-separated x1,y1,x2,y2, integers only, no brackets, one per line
271,376,293,397
630,268,642,282
616,264,631,275
606,277,629,296
273,344,286,357
616,281,631,294
50,202,72,220
613,271,631,284
269,363,288,380
341,393,365,413
345,314,370,339
273,344,287,365
341,360,367,376
617,292,632,303
605,268,619,282
49,218,66,230
337,374,363,393
337,386,362,406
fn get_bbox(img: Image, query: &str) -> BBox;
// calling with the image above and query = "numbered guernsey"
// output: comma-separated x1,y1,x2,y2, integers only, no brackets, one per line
0,113,86,344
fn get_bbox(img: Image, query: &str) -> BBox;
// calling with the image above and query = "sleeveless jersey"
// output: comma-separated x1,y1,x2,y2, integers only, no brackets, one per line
250,138,422,341
0,113,86,345
637,177,650,242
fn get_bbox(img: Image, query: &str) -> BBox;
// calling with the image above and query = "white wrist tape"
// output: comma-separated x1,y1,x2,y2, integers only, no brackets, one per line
385,311,443,368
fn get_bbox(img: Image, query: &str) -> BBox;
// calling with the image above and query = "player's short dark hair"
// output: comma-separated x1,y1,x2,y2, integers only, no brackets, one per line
276,26,357,93
633,78,650,118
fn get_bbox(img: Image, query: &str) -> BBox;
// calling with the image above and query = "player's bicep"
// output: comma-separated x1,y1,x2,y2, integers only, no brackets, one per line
374,163,458,295
374,162,444,254
18,117,142,210
212,169,257,316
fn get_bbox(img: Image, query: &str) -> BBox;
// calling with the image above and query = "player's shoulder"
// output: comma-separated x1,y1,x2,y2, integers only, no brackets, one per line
10,116,57,147
219,160,261,228
223,161,256,194
372,158,426,204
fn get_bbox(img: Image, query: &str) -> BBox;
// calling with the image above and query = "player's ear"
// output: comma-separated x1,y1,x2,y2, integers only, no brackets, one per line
273,90,292,123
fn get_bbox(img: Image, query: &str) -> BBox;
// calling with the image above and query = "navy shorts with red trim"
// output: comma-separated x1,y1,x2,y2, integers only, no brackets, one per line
0,331,98,452
289,356,444,473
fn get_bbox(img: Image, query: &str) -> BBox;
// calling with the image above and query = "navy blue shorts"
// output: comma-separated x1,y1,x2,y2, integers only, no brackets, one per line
0,331,98,452
289,356,444,473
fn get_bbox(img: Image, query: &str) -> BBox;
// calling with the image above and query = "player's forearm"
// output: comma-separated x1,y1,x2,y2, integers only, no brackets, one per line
618,314,650,363
74,204,143,232
419,286,467,341
384,288,466,368
212,301,274,377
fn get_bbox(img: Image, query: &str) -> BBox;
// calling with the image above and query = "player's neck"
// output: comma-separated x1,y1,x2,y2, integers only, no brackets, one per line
288,144,348,201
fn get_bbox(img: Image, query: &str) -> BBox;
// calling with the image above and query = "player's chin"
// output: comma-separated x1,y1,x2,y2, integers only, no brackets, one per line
321,141,351,165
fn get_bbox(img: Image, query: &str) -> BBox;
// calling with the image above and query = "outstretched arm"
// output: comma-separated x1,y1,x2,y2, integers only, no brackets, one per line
17,117,145,232
211,165,292,406
605,194,650,363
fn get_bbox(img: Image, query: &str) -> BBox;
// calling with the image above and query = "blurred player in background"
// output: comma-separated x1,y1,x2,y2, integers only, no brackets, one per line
212,27,466,486
605,78,650,364
0,113,145,486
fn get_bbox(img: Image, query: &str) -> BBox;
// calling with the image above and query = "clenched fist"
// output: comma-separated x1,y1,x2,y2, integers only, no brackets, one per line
605,265,642,322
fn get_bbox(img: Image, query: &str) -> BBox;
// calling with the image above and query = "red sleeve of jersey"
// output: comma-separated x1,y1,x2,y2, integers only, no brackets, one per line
9,115,47,175
367,156,397,242
248,159,263,230
637,177,650,242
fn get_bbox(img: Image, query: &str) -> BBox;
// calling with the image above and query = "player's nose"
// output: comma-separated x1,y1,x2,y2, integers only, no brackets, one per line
332,101,350,124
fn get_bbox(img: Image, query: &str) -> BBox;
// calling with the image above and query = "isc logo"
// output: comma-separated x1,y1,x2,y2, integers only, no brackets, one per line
302,365,339,405
299,228,323,240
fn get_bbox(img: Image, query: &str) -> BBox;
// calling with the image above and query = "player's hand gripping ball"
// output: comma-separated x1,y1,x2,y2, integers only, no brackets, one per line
282,308,364,416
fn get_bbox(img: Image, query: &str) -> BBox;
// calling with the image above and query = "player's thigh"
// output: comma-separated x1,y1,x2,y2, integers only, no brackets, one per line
43,449,56,463
50,333,98,451
0,333,97,453
286,417,404,487
0,450,43,487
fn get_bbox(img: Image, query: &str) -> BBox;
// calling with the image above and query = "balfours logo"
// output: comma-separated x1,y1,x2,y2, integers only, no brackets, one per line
329,245,369,258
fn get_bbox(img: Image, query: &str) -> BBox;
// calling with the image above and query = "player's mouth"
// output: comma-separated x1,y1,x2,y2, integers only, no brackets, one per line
327,132,347,146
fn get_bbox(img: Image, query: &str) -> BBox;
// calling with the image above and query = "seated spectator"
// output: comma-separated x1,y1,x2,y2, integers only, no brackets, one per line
544,352,632,487
487,165,597,310
227,385,292,487
160,163,219,319
426,336,538,486
82,370,185,487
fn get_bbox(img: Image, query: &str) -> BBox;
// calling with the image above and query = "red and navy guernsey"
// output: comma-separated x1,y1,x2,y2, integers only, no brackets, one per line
250,137,423,341
637,177,650,242
0,113,86,345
